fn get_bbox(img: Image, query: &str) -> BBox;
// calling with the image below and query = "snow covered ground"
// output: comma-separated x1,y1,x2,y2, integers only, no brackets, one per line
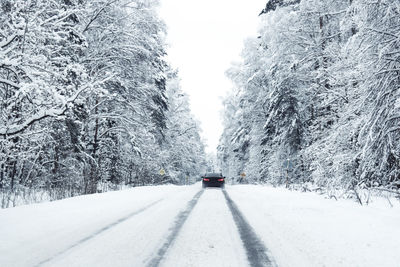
0,185,200,267
228,185,400,267
1,184,399,267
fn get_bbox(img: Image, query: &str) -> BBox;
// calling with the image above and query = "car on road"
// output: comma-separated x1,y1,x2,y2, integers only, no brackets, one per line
201,173,225,188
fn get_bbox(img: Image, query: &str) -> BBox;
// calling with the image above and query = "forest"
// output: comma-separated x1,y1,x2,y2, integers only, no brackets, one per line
2,0,399,208
218,0,400,196
0,0,206,208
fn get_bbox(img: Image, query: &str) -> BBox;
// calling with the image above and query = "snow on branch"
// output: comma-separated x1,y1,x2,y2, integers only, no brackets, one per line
0,32,23,48
82,0,120,33
0,108,67,137
0,76,114,137
0,78,20,89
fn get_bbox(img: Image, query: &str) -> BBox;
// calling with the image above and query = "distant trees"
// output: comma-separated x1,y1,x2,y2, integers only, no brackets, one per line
219,0,400,191
162,72,206,184
0,0,205,207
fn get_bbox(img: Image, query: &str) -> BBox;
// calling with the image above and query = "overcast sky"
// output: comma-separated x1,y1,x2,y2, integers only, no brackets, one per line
158,0,267,153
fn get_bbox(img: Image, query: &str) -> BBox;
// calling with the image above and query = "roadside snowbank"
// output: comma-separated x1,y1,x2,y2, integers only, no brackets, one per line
227,185,400,267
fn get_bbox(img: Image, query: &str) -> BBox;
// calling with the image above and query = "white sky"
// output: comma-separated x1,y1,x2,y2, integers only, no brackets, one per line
158,0,266,153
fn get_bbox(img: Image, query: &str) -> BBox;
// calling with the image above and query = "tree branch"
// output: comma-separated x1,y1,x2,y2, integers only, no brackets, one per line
0,78,20,89
0,75,114,137
82,0,119,33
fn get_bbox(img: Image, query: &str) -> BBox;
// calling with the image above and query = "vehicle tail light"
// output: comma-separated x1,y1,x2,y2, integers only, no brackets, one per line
218,178,224,182
203,178,210,181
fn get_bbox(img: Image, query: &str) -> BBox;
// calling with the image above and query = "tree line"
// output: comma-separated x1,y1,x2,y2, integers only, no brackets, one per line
218,0,400,194
0,0,206,208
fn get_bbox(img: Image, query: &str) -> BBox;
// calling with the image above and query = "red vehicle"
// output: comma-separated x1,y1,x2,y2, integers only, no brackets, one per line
201,173,225,188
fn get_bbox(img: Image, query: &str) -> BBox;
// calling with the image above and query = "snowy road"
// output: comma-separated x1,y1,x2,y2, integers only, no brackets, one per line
160,189,250,267
43,188,273,267
1,184,400,267
0,185,274,267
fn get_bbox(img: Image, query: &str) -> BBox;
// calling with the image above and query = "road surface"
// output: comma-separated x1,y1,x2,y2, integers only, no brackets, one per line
1,184,400,267
1,185,274,267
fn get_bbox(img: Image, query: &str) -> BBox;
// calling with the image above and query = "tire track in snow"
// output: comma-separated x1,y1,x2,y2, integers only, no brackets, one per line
35,198,164,267
147,189,204,267
223,190,276,267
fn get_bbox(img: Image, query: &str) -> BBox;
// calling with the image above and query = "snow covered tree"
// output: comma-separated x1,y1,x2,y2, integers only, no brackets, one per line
219,0,400,193
353,1,400,189
161,71,206,184
218,88,248,181
0,0,206,207
0,0,91,202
